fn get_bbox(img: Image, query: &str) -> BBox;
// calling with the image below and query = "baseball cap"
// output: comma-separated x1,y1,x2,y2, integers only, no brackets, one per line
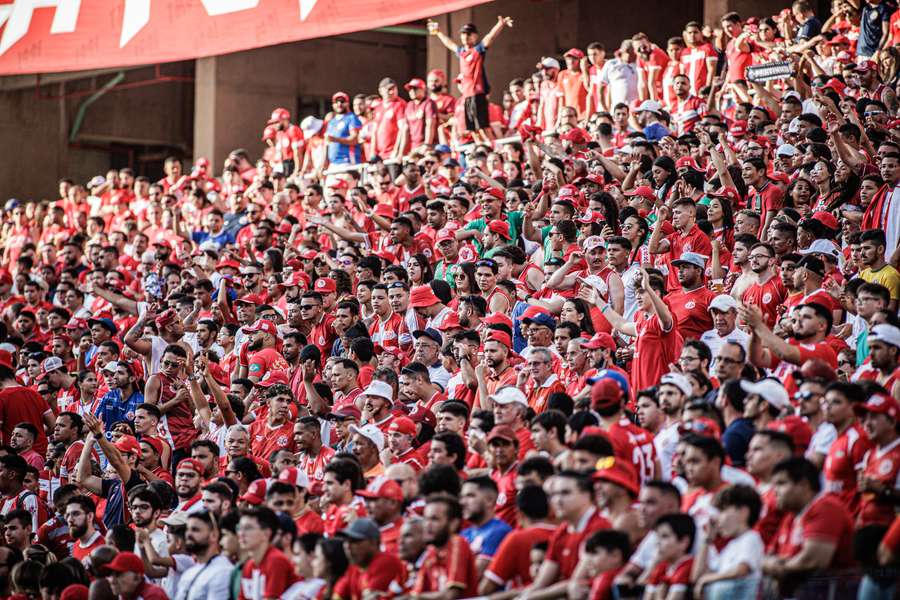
768,417,812,453
740,378,790,410
670,251,707,269
659,373,693,398
436,228,456,244
591,456,639,496
868,324,900,349
159,512,189,527
636,99,663,114
801,239,842,262
87,317,117,334
486,425,518,444
141,436,164,457
483,312,513,329
357,476,404,502
409,285,441,308
796,359,837,383
591,378,625,409
234,293,263,306
776,143,799,157
855,393,900,420
278,467,311,490
539,57,561,70
490,386,527,407
436,312,462,332
388,416,416,436
339,518,382,541
362,380,393,402
243,319,278,337
708,294,738,312
413,328,443,346
855,59,877,72
485,330,512,348
0,350,12,371
810,210,839,230
240,479,269,505
176,458,204,475
459,23,478,34
37,356,66,381
583,235,604,251
106,552,144,575
268,107,290,124
348,424,385,451
624,185,656,201
332,91,350,102
114,435,142,457
487,220,511,240
326,405,362,421
404,78,426,90
522,312,556,331
314,278,337,294
564,47,585,59
257,371,290,388
408,405,437,428
796,255,826,278
583,332,616,351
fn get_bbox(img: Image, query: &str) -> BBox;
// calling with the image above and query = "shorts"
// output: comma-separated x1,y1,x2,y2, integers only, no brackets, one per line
464,94,490,132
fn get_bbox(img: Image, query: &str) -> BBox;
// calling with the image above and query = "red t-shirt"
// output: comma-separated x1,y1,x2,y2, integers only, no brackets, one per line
771,493,855,569
663,224,712,292
404,99,438,147
632,312,684,395
606,418,658,484
666,286,716,341
749,181,785,221
484,524,557,589
679,43,717,95
334,551,406,600
546,508,611,578
637,46,669,101
725,38,755,82
247,348,290,381
239,545,298,600
323,500,367,537
858,438,900,526
491,462,519,527
248,419,296,461
414,535,478,596
457,43,488,97
72,531,104,564
294,509,325,536
647,556,694,594
373,97,408,157
0,387,51,455
742,276,788,329
557,69,587,117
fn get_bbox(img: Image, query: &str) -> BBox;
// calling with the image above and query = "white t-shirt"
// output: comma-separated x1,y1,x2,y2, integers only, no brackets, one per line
164,553,197,599
175,555,234,600
700,327,750,360
807,421,837,460
708,529,764,577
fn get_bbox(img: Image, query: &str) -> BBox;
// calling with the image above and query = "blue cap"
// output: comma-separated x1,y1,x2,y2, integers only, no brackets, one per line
412,327,443,346
434,144,451,154
522,312,556,331
587,369,630,398
4,199,20,211
87,317,118,334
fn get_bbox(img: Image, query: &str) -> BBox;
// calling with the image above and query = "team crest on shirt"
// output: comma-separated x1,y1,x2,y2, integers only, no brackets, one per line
416,110,424,119
879,459,893,475
126,411,135,420
685,301,696,309
497,492,507,505
318,336,326,345
762,293,772,304
386,109,394,118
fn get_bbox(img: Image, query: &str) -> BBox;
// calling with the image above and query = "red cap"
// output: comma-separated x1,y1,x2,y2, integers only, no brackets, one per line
483,312,513,329
677,417,722,440
240,479,269,505
827,34,850,46
106,552,145,575
0,350,13,371
388,416,417,436
332,91,350,102
284,272,310,289
575,209,605,224
769,171,791,185
114,435,141,457
436,312,462,332
154,309,179,329
436,228,456,244
244,319,278,337
404,78,426,90
811,210,839,230
268,107,290,124
328,179,350,193
60,585,89,600
821,78,846,96
176,458,204,475
257,371,290,388
584,332,616,351
262,125,277,142
408,405,436,427
564,47,585,59
374,204,396,219
855,393,900,420
482,187,504,201
357,475,404,501
591,378,624,409
216,258,242,271
675,156,701,171
624,185,656,201
314,278,336,293
278,467,310,489
855,59,878,72
487,220,511,240
709,186,741,205
521,305,551,321
142,436,164,457
486,425,518,444
561,128,590,144
729,120,748,136
409,285,441,308
235,293,264,306
591,456,639,496
768,417,813,453
485,330,512,348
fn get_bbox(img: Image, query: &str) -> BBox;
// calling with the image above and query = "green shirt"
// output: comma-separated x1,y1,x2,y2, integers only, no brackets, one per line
465,211,525,252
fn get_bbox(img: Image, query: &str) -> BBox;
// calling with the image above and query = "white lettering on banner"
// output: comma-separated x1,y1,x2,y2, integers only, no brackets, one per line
0,0,320,55
0,0,80,56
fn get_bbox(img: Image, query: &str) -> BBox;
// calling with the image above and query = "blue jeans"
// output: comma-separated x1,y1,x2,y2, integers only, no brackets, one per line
704,577,760,600
858,575,896,600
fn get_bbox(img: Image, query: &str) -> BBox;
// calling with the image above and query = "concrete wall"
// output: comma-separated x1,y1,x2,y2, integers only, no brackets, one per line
194,30,426,168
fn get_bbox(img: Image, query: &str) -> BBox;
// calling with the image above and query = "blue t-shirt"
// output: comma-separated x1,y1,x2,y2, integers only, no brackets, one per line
96,389,145,432
461,517,512,558
859,3,890,57
192,228,236,248
797,16,822,40
326,112,363,164
722,417,755,468
643,122,671,142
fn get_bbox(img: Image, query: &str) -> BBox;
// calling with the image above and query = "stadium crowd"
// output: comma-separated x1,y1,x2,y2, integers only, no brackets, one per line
2,0,900,599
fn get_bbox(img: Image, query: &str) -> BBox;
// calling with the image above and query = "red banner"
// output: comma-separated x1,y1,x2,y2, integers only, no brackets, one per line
0,0,492,75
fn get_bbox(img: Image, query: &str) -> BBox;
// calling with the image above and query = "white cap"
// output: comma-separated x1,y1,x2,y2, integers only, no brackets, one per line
800,239,842,263
660,373,693,398
583,236,604,251
636,100,663,114
300,116,324,137
787,117,802,134
87,175,106,188
349,424,385,451
776,144,798,157
490,386,528,407
782,90,802,102
540,57,561,70
869,324,900,349
709,294,739,313
362,380,393,402
101,360,119,373
740,378,790,410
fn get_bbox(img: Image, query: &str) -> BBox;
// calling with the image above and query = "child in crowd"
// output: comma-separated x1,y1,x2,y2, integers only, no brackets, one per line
643,513,695,600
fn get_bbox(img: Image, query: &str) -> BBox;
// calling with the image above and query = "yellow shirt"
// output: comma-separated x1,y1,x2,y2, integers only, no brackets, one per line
859,265,900,300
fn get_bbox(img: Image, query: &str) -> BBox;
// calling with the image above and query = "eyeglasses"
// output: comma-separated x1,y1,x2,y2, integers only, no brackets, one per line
299,304,319,310
716,356,744,365
161,359,183,368
475,259,497,268
749,253,772,260
678,355,700,363
794,391,819,401
527,360,550,367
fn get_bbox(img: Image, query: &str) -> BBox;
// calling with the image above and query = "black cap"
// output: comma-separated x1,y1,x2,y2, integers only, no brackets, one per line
460,23,478,34
797,255,825,278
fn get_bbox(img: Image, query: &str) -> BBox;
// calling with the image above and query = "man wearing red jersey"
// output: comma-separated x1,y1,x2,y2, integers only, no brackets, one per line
427,69,456,123
518,347,565,415
486,426,520,527
633,33,669,102
590,377,659,484
522,471,611,599
741,243,787,328
399,79,438,153
763,458,856,595
679,21,718,95
321,459,367,537
238,506,298,600
66,494,104,564
273,467,324,536
669,73,707,134
265,108,304,178
666,252,716,341
358,476,405,555
294,416,335,485
244,320,290,383
856,393,900,526
742,158,784,239
248,382,295,461
414,493,479,598
336,518,407,599
596,269,683,398
369,78,407,160
745,429,793,546
648,198,713,294
821,381,873,516
427,16,513,138
857,324,900,398
558,48,588,118
301,290,337,363
721,12,755,83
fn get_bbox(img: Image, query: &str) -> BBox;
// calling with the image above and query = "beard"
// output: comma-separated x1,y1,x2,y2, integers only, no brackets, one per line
177,486,198,500
248,338,263,352
427,527,450,548
70,523,88,539
185,539,209,555
460,314,472,328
